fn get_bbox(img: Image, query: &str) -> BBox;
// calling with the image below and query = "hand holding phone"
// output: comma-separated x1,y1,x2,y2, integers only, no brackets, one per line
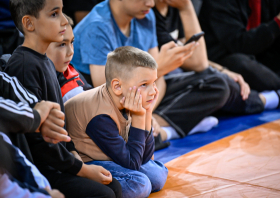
185,31,205,45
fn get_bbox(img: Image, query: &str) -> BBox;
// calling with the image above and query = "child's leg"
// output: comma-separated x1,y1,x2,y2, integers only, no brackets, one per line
138,160,168,192
87,161,152,198
43,170,120,198
154,68,229,137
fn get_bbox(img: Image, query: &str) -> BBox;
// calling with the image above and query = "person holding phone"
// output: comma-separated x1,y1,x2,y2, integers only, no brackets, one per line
154,0,249,85
152,0,280,141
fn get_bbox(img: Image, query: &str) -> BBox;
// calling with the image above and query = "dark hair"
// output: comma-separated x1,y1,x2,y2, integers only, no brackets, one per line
105,46,157,86
9,0,46,34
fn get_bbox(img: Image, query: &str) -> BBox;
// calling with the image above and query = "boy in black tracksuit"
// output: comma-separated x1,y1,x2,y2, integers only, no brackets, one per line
0,71,66,198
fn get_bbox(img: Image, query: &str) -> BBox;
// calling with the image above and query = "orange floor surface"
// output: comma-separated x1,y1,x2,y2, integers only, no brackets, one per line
149,119,280,198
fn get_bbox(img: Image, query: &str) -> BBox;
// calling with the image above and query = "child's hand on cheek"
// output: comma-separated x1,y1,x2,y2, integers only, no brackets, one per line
146,85,159,114
120,86,146,116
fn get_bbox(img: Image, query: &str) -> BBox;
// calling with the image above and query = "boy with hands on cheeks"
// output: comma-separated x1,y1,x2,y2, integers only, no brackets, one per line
65,46,168,198
119,76,159,133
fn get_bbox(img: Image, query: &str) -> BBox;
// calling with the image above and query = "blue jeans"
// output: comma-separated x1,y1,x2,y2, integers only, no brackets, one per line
86,160,168,198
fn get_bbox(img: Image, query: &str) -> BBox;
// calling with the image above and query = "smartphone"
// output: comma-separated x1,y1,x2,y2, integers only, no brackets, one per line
185,31,205,45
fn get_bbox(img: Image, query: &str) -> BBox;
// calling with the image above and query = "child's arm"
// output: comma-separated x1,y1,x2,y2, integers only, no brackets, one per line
0,72,70,143
86,115,149,170
142,130,155,164
142,85,159,163
86,87,150,170
0,173,54,198
77,163,112,185
0,71,38,104
143,84,159,132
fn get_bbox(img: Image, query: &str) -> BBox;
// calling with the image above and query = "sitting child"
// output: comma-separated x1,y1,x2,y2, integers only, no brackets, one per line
65,46,168,198
0,71,66,198
46,15,92,104
5,0,122,197
47,14,170,151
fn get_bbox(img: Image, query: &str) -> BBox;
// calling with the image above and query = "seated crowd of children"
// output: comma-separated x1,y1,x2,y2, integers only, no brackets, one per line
1,0,280,197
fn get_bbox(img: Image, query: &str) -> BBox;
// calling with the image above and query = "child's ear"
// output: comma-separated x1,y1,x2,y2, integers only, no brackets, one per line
22,15,35,32
111,78,122,96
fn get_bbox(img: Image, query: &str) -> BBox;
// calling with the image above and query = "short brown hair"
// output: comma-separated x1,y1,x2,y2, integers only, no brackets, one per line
10,0,46,34
105,46,157,86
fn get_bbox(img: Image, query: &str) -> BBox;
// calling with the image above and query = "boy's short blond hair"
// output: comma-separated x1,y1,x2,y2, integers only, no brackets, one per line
105,46,157,86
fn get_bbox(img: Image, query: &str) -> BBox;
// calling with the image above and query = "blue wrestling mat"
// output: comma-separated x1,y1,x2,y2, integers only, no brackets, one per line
154,109,280,163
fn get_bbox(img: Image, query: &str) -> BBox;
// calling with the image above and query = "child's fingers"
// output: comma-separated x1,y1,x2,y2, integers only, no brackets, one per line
100,167,111,177
100,172,112,184
124,87,132,107
48,101,61,111
134,88,141,106
50,109,65,121
129,86,137,108
44,186,51,191
138,94,142,110
120,97,125,106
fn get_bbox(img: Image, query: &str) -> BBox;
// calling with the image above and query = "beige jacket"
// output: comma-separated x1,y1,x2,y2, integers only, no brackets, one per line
65,84,131,162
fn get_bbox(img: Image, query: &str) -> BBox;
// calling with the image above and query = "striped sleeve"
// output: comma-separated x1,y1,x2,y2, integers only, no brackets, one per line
0,72,40,134
0,174,51,198
0,71,38,105
0,97,40,134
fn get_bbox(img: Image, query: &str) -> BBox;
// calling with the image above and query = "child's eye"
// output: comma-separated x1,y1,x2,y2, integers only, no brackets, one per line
141,84,146,87
51,12,58,17
59,43,66,47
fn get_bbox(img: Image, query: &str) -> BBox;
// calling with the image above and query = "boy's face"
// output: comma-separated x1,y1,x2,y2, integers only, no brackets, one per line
32,0,68,43
46,25,74,72
122,0,155,19
121,67,157,109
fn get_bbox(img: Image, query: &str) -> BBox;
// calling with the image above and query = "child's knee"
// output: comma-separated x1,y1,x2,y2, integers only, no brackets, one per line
140,160,168,192
121,172,151,198
150,161,168,191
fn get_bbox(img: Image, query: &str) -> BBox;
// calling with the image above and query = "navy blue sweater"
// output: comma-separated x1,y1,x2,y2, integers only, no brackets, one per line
86,114,155,170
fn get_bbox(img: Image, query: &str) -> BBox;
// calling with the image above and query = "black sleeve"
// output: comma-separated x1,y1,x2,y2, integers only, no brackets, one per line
156,22,177,50
206,0,280,55
0,173,50,197
25,132,83,175
10,177,50,196
0,94,82,174
65,141,78,153
0,71,38,105
0,72,41,134
0,97,40,135
178,16,185,40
